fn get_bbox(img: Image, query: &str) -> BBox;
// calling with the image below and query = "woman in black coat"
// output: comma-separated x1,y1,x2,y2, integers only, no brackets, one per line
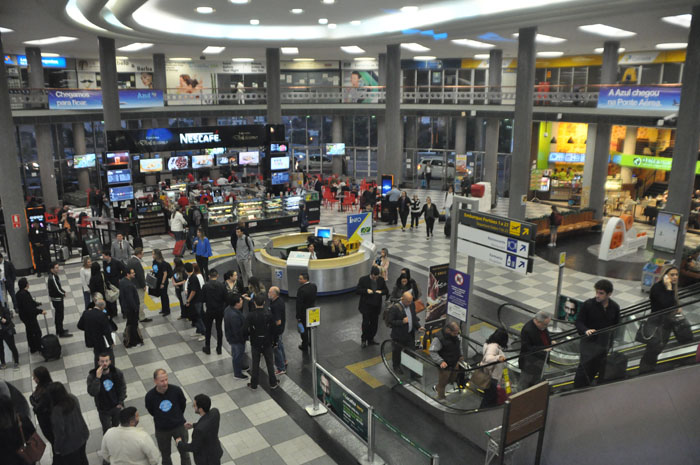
16,278,45,353
89,262,117,317
29,366,54,445
398,191,411,231
0,396,37,465
639,266,681,373
420,196,440,239
391,269,421,301
0,304,19,368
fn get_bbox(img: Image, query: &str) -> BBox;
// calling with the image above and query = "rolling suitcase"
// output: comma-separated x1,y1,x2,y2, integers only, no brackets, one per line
470,184,485,198
173,240,186,257
444,216,452,237
40,314,61,361
603,351,627,381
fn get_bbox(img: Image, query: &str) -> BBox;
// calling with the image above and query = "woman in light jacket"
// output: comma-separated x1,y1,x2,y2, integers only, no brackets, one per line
480,328,508,409
170,206,188,241
444,185,455,219
377,248,390,281
79,256,92,309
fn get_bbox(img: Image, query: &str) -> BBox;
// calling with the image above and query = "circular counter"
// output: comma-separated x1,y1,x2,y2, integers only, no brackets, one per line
258,233,376,296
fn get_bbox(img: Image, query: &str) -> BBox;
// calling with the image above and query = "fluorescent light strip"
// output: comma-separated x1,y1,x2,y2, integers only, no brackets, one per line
656,42,687,49
578,24,636,38
341,46,365,54
41,53,60,57
250,19,260,25
202,46,226,54
354,56,376,61
594,47,625,53
401,6,419,13
413,55,436,61
322,0,335,4
293,58,315,62
281,47,299,54
401,42,430,52
291,8,303,14
513,32,566,44
195,7,215,14
229,0,249,3
117,42,154,52
474,54,490,59
169,57,192,61
232,57,254,62
451,38,494,48
350,20,361,26
24,36,78,45
662,14,691,28
536,51,564,57
318,18,328,25
0,27,14,33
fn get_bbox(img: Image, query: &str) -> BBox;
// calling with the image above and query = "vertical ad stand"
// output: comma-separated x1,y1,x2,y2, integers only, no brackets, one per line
553,252,566,330
305,306,327,417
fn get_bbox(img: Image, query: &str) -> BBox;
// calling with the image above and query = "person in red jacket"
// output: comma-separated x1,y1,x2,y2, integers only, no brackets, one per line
187,173,195,183
177,194,189,209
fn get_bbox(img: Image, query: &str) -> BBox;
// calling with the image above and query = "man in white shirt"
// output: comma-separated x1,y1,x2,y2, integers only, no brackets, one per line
101,406,161,465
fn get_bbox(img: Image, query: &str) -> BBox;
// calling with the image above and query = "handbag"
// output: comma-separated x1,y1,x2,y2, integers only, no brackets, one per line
145,272,158,289
414,299,426,313
671,314,693,344
16,415,46,464
469,365,492,390
635,320,660,345
104,283,120,303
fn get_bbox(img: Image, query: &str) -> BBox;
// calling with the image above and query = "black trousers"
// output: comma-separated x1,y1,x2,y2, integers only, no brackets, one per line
51,300,65,334
479,379,499,409
159,284,170,315
32,245,50,274
425,218,436,237
573,343,608,388
390,201,399,224
399,211,409,228
196,256,209,281
204,308,224,351
426,173,432,188
392,339,413,370
299,324,310,349
0,331,19,364
639,322,672,373
175,286,185,317
23,319,42,353
106,300,118,318
410,212,420,228
361,307,381,343
250,344,277,388
98,406,121,433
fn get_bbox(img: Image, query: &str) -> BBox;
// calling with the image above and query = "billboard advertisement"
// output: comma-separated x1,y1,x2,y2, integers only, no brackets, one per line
48,89,164,110
107,126,264,152
597,86,681,112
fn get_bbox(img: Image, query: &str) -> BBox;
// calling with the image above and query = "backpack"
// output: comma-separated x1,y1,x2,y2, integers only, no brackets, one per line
553,212,563,226
248,311,272,348
189,207,202,226
383,301,401,328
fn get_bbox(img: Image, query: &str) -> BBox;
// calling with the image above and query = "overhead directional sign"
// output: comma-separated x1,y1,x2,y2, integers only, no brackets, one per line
458,224,533,258
459,209,537,241
457,239,533,275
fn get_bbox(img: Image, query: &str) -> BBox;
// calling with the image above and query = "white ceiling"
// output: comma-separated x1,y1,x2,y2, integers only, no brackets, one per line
0,0,695,62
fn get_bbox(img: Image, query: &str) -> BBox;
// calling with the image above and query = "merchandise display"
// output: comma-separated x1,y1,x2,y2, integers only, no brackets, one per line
264,198,283,217
136,200,167,236
284,195,302,212
208,204,236,225
236,199,264,221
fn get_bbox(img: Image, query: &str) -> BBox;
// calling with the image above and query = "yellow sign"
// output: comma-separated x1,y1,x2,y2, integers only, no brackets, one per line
559,252,567,267
509,222,521,237
307,307,320,327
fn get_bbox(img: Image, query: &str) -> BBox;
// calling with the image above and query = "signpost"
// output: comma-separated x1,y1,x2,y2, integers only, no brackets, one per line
456,240,533,274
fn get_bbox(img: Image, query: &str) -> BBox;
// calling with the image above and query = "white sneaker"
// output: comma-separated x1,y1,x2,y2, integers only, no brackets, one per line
547,242,555,247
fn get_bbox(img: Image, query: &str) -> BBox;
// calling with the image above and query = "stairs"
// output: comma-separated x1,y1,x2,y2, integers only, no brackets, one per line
644,182,668,198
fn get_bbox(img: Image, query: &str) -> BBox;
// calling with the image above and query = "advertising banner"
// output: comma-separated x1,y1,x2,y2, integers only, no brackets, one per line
426,263,449,322
346,212,372,244
613,153,700,174
455,153,468,175
557,295,584,322
106,125,264,152
316,367,369,442
48,89,163,110
597,86,681,112
342,69,379,103
447,268,470,322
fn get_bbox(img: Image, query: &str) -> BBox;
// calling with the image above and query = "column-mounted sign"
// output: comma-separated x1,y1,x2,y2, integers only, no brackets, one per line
11,214,21,229
458,224,533,258
447,268,470,322
457,240,533,275
307,307,321,327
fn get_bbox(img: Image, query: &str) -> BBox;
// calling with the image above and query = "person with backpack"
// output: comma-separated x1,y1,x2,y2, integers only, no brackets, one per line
244,294,279,390
187,206,203,251
549,205,562,247
356,266,389,348
231,226,254,287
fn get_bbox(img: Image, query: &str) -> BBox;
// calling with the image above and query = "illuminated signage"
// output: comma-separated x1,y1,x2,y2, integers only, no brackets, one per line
179,132,222,145
548,152,586,164
6,55,67,68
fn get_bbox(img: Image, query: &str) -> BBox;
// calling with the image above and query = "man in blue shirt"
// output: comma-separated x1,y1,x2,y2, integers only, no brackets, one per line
387,185,401,225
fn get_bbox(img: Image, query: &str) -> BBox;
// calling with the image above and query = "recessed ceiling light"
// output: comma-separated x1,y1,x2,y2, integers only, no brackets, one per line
41,53,60,57
195,6,215,14
474,54,490,59
169,57,192,61
290,8,304,14
594,47,625,53
229,0,249,4
328,23,337,29
578,24,636,38
203,46,226,54
250,19,260,25
354,56,376,61
117,42,153,52
401,42,430,52
656,42,687,49
513,33,566,44
401,6,419,13
413,55,436,61
318,18,328,25
0,27,13,33
341,46,365,54
281,47,299,54
322,0,335,4
662,14,692,28
293,58,315,62
24,36,78,45
451,39,495,49
116,56,129,60
536,51,564,57
232,57,255,62
350,20,361,26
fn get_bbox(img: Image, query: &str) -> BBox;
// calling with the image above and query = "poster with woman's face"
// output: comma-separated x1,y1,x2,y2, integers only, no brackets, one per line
137,72,153,89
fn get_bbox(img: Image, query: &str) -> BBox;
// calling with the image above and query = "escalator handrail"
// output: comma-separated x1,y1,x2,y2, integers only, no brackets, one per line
496,301,575,333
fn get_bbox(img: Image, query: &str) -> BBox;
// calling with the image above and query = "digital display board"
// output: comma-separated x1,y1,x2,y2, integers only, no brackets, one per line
107,169,131,185
270,156,290,171
109,185,134,202
73,153,96,168
167,156,189,171
271,171,290,185
139,158,163,173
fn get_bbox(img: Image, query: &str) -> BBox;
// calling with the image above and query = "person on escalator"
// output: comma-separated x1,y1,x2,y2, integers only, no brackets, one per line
429,322,464,400
479,328,508,409
639,266,681,374
518,311,553,390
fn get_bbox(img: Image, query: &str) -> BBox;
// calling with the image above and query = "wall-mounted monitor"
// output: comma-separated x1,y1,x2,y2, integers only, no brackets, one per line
192,155,214,169
270,156,290,171
269,143,288,153
326,143,345,156
109,185,134,202
239,151,259,166
271,171,290,185
139,158,163,173
206,147,226,156
105,151,129,165
73,153,96,169
107,169,132,185
217,157,229,165
168,156,189,171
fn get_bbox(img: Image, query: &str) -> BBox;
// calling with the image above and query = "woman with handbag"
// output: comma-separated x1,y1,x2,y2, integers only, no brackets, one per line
89,262,117,318
639,266,681,373
0,304,19,369
47,382,89,465
0,396,41,465
29,366,54,446
479,328,508,409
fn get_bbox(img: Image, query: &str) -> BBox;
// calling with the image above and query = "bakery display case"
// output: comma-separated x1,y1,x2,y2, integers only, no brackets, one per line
284,195,302,214
264,198,283,217
206,204,237,238
236,199,264,222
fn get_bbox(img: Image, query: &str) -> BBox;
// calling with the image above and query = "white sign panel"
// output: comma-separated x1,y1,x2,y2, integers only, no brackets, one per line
287,251,311,267
457,239,530,275
458,224,531,258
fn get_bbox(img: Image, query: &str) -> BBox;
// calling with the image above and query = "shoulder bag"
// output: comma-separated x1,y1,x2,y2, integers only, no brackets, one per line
670,314,693,344
635,320,661,346
103,276,119,303
16,415,46,464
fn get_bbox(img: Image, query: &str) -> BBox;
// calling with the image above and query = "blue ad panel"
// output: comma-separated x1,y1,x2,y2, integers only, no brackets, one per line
597,86,681,112
48,89,164,110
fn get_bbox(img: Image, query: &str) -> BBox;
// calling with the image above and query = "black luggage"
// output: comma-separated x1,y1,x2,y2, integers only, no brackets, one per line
444,216,452,237
603,351,627,381
40,314,61,361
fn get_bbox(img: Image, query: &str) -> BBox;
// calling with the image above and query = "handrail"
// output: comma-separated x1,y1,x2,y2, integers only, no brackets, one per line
496,301,576,332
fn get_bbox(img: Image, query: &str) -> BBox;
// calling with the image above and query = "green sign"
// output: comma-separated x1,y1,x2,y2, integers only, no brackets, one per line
316,367,369,442
616,154,700,175
459,210,537,241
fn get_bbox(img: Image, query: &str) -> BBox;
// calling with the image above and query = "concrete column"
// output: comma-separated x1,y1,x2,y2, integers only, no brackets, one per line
385,44,402,185
0,35,33,272
73,123,91,192
405,116,417,182
581,124,597,209
98,37,121,132
331,116,343,175
455,117,467,154
152,53,166,91
376,53,387,183
266,48,281,124
485,49,503,205
588,41,619,220
508,27,536,219
666,5,700,264
621,126,637,184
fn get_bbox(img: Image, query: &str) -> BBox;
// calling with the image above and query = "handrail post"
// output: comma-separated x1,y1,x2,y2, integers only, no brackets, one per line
367,406,375,463
430,454,440,465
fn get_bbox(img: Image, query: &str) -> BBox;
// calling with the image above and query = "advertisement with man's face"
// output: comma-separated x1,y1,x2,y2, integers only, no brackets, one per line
342,69,379,103
557,295,583,322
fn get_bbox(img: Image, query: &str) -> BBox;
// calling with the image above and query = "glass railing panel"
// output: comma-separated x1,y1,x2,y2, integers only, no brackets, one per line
372,411,438,465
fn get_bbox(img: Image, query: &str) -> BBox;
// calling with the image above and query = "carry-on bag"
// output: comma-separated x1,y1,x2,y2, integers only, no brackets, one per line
40,314,61,361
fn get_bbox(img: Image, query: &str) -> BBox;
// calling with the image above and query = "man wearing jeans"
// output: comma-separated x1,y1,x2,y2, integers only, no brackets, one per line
224,293,248,379
232,226,253,287
145,369,191,465
268,286,287,375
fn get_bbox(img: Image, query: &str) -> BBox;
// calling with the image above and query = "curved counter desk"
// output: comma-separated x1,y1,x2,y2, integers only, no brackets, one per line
258,233,376,296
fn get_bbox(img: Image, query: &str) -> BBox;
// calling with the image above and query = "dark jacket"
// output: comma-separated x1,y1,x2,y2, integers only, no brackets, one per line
77,307,114,351
269,297,286,336
86,366,126,411
176,408,223,465
398,196,411,214
435,330,462,367
391,279,421,301
2,259,16,285
125,256,146,289
104,258,126,287
202,280,227,314
51,395,90,455
518,319,552,374
145,385,187,432
0,305,15,336
118,277,140,324
356,275,388,310
224,306,246,345
420,203,440,221
47,272,66,301
16,289,42,326
389,301,420,345
295,281,317,325
245,307,275,349
89,271,106,297
0,412,36,465
576,297,621,349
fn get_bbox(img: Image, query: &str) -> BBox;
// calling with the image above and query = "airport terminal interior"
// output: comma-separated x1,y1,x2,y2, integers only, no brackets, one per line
1,1,700,464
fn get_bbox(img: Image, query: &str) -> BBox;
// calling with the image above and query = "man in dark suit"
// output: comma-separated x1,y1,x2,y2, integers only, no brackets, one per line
119,268,143,347
295,272,317,352
0,253,17,310
389,291,422,374
15,278,45,353
77,299,115,366
176,394,223,465
518,311,553,390
356,266,389,348
201,269,227,355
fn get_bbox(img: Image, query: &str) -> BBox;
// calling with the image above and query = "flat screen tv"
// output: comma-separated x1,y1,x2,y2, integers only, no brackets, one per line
105,151,129,165
206,147,226,156
192,155,214,169
107,169,131,185
109,185,134,202
326,143,345,156
217,157,229,166
270,156,290,171
168,156,189,171
139,158,163,173
315,227,333,239
271,171,290,185
269,143,288,153
239,151,259,166
73,153,96,169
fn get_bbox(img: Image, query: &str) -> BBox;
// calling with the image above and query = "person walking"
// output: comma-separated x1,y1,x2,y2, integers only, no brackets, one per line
111,233,134,263
518,311,553,390
0,253,17,310
296,272,317,352
100,407,161,465
479,328,508,409
29,219,50,277
79,256,92,309
356,266,389,348
398,191,411,231
127,248,151,323
184,263,206,339
202,269,227,355
193,228,213,280
387,184,401,225
29,366,54,445
429,321,464,400
0,304,19,369
425,163,432,189
549,205,562,247
232,226,254,287
443,185,455,219
87,352,126,434
224,293,248,380
103,251,126,318
172,258,188,320
388,291,422,374
170,206,188,243
145,369,191,465
410,194,421,230
119,268,143,348
176,394,224,465
47,262,72,338
16,278,45,353
420,196,440,240
268,286,287,375
152,249,173,317
245,294,279,390
47,381,90,465
77,299,116,366
187,206,203,251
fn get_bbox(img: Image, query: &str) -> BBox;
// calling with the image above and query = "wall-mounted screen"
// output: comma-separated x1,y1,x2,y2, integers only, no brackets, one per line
109,185,134,202
239,151,259,166
270,156,290,171
217,157,229,165
269,143,288,153
168,156,189,171
206,147,226,156
73,153,96,168
326,143,345,155
105,151,129,165
107,169,131,185
192,155,214,169
139,158,163,173
271,171,290,185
